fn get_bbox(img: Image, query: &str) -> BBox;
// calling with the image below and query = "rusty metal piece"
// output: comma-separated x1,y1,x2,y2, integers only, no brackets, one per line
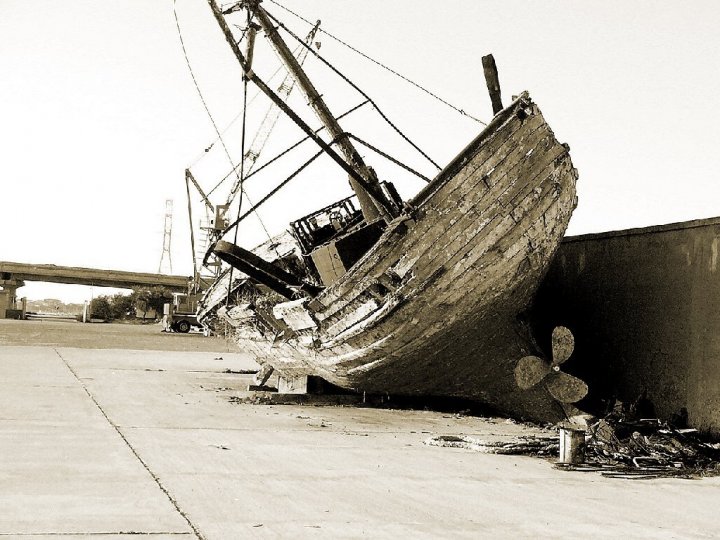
559,426,586,464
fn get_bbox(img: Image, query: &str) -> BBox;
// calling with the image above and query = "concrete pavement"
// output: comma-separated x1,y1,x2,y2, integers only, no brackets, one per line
1,322,719,538
0,346,193,537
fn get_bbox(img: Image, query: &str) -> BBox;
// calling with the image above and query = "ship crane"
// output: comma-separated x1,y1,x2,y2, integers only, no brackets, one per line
225,20,321,208
184,20,321,289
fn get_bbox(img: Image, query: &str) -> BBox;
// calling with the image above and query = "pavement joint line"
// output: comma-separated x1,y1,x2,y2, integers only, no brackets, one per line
52,348,205,540
0,533,193,536
70,368,256,374
121,425,411,433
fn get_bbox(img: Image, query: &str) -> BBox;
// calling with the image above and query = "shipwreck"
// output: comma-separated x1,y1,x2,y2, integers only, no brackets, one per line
187,0,586,423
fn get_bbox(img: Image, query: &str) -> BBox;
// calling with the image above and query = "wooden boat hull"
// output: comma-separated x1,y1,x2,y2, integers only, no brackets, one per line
213,92,579,422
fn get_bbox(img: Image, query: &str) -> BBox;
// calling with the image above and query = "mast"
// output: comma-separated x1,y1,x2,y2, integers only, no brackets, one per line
207,0,398,223
252,4,391,223
225,20,321,207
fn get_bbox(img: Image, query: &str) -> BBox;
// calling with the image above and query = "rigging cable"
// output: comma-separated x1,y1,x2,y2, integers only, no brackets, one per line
184,173,198,286
226,70,249,306
264,8,443,171
203,149,323,266
220,150,324,242
267,0,487,127
174,0,280,263
345,133,431,183
173,0,243,191
186,62,284,170
209,99,370,195
188,44,306,173
225,20,322,207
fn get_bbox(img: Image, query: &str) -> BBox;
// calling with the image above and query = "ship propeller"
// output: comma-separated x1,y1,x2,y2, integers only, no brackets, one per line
514,326,588,403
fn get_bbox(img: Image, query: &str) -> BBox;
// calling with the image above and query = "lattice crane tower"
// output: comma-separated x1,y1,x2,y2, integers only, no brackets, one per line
158,199,173,274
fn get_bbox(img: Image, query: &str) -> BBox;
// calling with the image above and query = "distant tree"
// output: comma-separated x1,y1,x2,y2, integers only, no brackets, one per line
89,296,113,320
130,286,173,314
89,292,135,321
89,287,174,321
109,292,135,320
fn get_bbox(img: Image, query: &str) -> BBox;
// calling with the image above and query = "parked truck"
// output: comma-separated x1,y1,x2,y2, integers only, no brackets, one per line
163,292,202,333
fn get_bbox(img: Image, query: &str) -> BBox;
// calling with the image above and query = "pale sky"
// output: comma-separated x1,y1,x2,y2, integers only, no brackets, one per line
2,0,719,302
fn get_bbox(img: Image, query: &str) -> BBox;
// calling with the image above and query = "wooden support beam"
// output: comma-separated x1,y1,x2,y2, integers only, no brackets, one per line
482,54,503,115
252,364,275,387
213,240,324,300
277,374,309,394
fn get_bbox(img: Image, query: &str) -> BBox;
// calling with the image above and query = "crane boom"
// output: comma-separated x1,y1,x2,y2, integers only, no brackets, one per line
225,20,321,207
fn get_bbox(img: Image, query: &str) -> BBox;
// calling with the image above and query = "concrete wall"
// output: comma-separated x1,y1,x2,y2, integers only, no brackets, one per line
533,217,720,435
0,290,9,319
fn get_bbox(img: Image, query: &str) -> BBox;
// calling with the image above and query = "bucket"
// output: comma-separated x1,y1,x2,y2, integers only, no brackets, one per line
559,427,586,464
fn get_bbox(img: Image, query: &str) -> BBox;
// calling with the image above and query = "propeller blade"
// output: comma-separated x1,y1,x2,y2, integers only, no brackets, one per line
546,371,588,403
514,355,551,389
551,326,574,365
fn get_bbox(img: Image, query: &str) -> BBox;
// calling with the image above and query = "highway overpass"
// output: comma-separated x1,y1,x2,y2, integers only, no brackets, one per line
0,261,189,289
0,261,191,318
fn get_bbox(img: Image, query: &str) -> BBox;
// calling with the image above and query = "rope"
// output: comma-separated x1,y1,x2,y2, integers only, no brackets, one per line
227,73,249,306
173,0,243,190
217,150,324,247
346,133,431,183
224,22,320,207
264,8,444,170
267,0,487,126
190,50,302,174
184,173,198,284
174,1,280,268
210,100,370,194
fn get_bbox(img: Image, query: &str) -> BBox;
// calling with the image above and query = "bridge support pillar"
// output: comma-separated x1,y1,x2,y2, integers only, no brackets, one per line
0,278,25,319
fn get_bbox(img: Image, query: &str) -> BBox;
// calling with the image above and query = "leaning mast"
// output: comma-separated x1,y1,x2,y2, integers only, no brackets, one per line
207,0,398,223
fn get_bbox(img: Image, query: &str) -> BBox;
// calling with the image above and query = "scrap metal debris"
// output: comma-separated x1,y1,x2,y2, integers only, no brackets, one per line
424,434,558,455
557,417,720,479
425,412,720,480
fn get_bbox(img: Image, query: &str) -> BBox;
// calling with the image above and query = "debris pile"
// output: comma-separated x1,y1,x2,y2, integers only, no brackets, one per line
425,412,720,480
557,417,720,479
425,434,558,455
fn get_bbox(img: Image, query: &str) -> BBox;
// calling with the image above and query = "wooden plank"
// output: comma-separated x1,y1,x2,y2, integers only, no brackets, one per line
482,54,503,114
250,171,578,423
409,198,575,380
263,142,574,377
333,158,576,358
336,210,564,377
411,92,530,208
411,137,565,282
312,105,534,311
317,130,558,334
315,114,548,320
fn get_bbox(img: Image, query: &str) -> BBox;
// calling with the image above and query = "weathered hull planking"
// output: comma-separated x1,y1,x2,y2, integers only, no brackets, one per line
207,92,579,422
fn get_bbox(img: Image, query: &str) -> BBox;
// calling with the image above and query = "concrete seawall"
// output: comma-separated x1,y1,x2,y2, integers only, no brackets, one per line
534,216,720,435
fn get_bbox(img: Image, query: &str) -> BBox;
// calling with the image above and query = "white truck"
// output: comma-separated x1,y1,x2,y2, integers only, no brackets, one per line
163,292,202,333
